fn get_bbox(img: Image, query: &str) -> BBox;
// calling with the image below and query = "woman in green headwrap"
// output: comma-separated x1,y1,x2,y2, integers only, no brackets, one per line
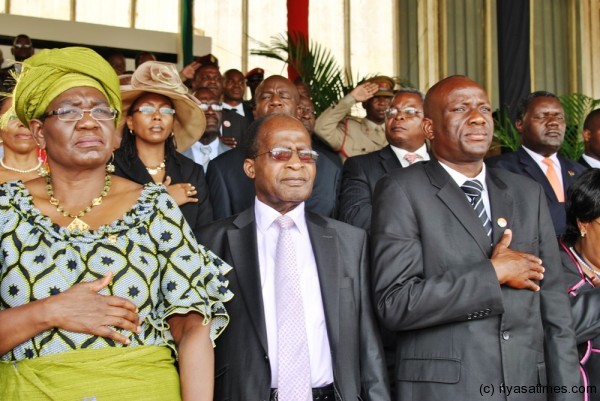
0,47,232,401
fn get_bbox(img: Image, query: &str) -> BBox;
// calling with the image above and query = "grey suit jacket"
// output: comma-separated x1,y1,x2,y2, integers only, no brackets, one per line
196,208,390,401
371,159,581,401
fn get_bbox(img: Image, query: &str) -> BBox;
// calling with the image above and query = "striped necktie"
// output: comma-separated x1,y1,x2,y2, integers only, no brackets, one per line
461,179,492,239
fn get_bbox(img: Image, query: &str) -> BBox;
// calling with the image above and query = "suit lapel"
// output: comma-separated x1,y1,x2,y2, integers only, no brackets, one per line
517,147,558,203
486,170,514,246
426,160,492,255
227,209,268,353
379,145,402,173
558,154,577,191
306,213,340,354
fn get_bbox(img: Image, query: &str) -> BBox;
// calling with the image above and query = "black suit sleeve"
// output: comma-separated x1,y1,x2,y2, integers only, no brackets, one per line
338,156,372,230
206,161,233,220
355,231,392,400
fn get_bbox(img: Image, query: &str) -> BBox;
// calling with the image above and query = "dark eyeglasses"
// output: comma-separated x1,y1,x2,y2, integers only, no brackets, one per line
198,103,223,112
385,106,422,119
254,147,319,163
133,106,176,116
43,107,118,122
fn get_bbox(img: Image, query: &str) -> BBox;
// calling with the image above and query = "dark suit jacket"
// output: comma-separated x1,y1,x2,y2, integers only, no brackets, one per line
113,147,213,231
222,109,251,144
371,160,581,401
486,146,587,236
196,208,390,401
578,156,593,169
206,147,341,220
339,146,402,230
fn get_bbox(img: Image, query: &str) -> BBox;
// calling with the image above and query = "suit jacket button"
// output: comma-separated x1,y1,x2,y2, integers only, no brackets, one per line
264,354,269,361
502,331,510,340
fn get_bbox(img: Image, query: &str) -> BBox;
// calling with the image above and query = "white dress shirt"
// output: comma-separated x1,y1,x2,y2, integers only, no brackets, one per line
439,161,491,220
582,154,600,168
522,145,564,188
254,198,334,388
390,143,430,167
222,102,245,117
189,137,220,171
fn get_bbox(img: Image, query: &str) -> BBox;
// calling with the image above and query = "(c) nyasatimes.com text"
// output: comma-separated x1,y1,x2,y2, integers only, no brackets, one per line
479,383,596,397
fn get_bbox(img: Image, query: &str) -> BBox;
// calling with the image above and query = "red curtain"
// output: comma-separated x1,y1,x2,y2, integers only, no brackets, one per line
287,0,309,81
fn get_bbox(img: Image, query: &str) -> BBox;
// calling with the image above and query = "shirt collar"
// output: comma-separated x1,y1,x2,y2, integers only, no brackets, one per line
254,197,307,235
522,145,560,167
582,154,600,168
390,143,430,162
438,161,488,192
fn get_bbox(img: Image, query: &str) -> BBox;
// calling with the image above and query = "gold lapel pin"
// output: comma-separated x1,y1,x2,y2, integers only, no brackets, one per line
497,218,507,228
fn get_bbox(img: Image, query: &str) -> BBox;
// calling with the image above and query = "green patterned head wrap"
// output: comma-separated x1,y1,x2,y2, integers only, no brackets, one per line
13,47,121,128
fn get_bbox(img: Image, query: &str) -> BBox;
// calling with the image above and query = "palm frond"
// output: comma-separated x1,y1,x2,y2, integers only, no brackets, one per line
559,93,596,160
492,108,520,152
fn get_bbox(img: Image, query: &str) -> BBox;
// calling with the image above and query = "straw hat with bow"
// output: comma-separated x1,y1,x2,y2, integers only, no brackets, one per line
120,61,205,152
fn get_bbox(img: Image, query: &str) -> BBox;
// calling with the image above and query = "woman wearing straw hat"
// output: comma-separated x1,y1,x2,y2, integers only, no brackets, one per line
0,91,42,183
114,61,213,231
0,47,231,401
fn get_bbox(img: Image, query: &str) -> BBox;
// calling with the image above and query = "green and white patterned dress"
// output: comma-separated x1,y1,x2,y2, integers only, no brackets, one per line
0,181,232,362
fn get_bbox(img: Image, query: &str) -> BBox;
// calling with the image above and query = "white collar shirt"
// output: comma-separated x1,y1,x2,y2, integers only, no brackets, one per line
439,161,491,219
254,198,334,388
522,145,564,188
390,143,430,167
222,102,245,117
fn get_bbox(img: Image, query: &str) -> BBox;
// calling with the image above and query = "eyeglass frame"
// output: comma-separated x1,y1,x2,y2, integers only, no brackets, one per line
198,103,223,112
384,106,423,119
132,106,176,116
42,106,119,122
254,147,319,163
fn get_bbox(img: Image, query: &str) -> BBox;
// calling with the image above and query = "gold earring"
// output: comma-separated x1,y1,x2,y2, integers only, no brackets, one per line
106,153,115,174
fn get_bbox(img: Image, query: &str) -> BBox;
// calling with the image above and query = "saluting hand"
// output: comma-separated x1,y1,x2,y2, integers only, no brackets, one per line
350,82,380,103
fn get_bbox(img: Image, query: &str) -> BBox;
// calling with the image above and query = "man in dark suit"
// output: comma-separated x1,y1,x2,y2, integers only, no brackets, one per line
196,113,390,401
338,88,429,231
372,76,580,401
486,91,586,236
579,108,600,168
206,75,341,219
222,68,254,124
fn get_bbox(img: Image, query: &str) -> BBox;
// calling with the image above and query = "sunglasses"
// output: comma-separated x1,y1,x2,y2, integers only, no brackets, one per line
254,147,319,163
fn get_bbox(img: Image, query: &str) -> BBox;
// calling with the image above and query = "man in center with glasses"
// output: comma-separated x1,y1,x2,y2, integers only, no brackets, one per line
197,113,390,401
338,88,428,232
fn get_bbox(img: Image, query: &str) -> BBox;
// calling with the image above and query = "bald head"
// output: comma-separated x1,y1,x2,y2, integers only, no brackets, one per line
423,75,493,175
254,75,300,118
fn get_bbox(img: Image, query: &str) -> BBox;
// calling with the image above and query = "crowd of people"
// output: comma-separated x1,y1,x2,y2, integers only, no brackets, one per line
0,33,599,401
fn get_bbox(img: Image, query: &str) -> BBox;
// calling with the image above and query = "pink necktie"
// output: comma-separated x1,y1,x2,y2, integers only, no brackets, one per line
404,152,423,165
275,215,312,401
542,158,564,202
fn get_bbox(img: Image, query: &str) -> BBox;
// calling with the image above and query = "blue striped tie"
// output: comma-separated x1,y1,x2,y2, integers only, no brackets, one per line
461,179,492,239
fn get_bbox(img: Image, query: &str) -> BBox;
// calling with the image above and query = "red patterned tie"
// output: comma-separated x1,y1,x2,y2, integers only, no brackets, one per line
404,152,423,165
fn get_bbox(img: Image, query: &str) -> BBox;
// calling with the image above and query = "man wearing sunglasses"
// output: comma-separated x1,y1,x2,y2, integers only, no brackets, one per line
197,113,390,401
0,34,34,90
205,75,341,220
182,87,231,171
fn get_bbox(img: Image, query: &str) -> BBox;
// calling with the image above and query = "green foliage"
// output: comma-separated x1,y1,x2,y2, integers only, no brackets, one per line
492,108,520,152
492,93,600,159
251,32,415,115
559,93,600,160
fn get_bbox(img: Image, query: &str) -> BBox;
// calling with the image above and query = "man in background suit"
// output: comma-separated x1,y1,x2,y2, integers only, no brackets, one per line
486,91,586,236
182,87,231,170
197,113,389,401
222,68,254,124
371,76,580,401
206,75,341,219
579,108,600,168
338,88,429,231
